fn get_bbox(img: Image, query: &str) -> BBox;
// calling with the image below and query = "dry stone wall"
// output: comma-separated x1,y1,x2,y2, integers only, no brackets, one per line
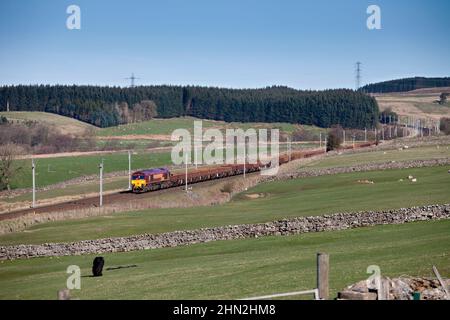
1,204,449,260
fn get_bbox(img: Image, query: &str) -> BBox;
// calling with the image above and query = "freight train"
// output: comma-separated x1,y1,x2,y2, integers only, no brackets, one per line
130,142,375,193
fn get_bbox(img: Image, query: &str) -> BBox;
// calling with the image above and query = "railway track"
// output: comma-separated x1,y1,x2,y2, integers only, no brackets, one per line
0,171,264,221
0,143,375,222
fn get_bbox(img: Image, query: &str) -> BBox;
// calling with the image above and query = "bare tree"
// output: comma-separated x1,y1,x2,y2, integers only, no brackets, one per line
0,144,21,191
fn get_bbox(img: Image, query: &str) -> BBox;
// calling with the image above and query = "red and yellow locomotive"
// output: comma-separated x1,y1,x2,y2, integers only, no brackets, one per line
131,168,171,193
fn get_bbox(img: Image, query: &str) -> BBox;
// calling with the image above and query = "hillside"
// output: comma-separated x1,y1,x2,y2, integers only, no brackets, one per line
0,111,96,135
0,85,379,129
97,117,308,137
375,88,450,121
361,77,450,93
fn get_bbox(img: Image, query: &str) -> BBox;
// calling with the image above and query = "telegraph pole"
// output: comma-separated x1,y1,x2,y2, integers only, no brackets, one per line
364,128,367,142
128,150,131,190
32,159,36,208
185,153,188,191
194,145,198,170
319,132,322,148
287,136,291,162
243,141,246,179
99,160,104,207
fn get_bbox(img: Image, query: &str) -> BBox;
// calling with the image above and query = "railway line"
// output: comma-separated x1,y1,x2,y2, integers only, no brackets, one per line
0,143,375,222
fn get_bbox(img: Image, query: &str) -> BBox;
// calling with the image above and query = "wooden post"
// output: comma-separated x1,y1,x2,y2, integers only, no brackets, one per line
185,153,188,191
433,266,450,299
31,159,36,209
317,253,329,300
99,161,103,207
378,278,390,300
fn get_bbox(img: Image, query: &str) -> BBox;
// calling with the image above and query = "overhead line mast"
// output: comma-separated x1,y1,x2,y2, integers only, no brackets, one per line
125,73,140,88
356,62,362,91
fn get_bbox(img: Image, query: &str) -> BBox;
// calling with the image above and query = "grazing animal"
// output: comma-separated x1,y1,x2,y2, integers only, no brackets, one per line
92,257,105,277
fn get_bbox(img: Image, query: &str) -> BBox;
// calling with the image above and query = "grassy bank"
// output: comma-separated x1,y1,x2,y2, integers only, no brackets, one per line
306,144,450,169
0,219,448,299
1,165,449,245
97,117,302,137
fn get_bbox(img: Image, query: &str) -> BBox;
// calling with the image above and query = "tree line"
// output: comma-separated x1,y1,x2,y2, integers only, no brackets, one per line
0,85,379,129
360,77,450,94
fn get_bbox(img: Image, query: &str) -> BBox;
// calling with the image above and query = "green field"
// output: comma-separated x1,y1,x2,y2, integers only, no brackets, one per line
95,139,174,150
2,112,318,138
4,176,129,203
306,144,450,169
9,141,320,191
0,219,448,299
97,117,305,137
11,151,172,189
2,165,449,245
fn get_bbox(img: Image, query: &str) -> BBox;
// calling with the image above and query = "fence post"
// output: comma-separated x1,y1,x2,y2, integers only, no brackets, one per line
32,159,36,209
317,252,329,300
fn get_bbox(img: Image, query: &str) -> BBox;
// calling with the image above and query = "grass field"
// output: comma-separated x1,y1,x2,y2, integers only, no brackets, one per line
0,219,448,299
10,150,173,189
3,176,129,203
8,141,320,191
0,111,95,135
97,117,311,137
2,165,449,245
306,144,450,169
2,112,321,138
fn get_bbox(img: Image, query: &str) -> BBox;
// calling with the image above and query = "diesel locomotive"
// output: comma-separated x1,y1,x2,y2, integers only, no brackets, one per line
131,168,171,192
130,142,376,194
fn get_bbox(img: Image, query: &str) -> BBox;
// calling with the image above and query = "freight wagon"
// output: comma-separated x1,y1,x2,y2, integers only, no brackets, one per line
130,142,376,194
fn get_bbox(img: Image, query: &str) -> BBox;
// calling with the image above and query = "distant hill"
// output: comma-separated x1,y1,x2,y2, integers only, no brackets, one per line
374,88,450,121
361,77,450,94
0,111,96,135
0,85,378,129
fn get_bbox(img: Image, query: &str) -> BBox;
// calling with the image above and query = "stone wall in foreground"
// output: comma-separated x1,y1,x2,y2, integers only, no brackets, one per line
1,204,449,260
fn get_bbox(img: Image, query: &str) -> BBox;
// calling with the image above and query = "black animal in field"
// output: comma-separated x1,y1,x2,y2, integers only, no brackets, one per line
92,257,105,277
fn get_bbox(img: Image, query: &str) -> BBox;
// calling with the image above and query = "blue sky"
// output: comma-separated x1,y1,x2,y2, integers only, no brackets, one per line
0,0,449,89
